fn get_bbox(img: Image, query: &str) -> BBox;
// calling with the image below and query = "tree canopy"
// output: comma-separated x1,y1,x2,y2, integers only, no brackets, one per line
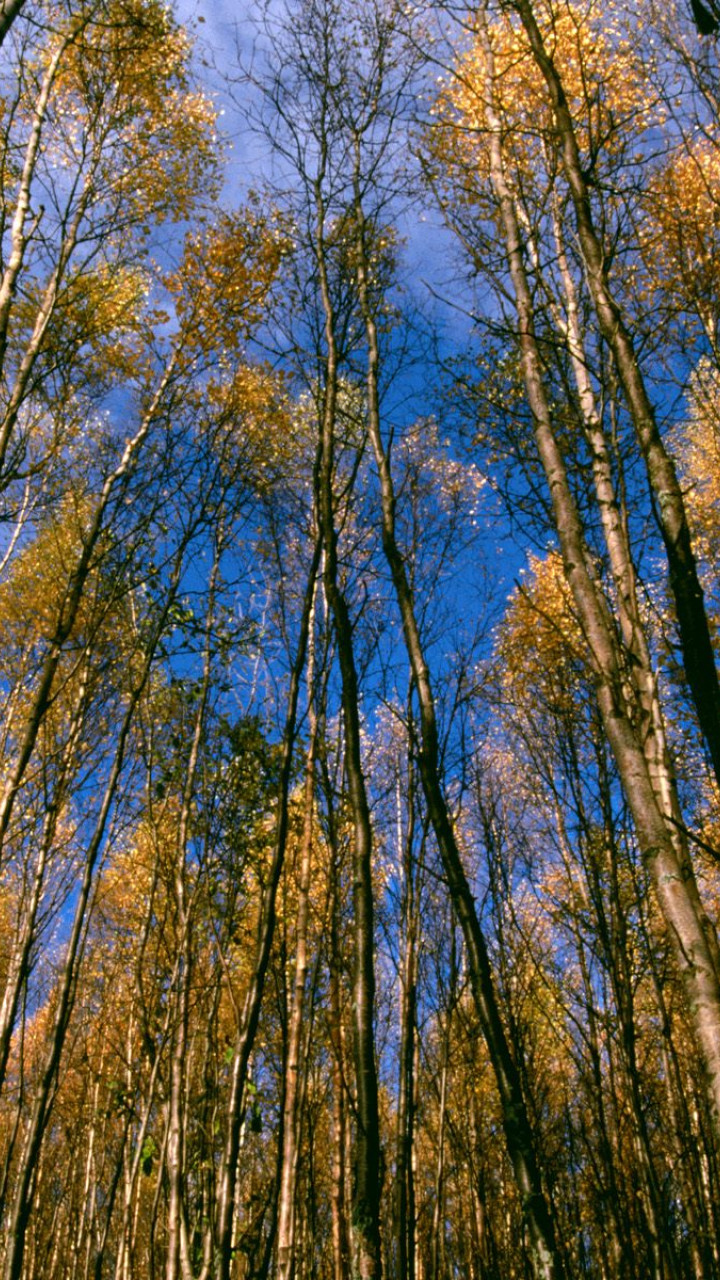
0,2,720,1278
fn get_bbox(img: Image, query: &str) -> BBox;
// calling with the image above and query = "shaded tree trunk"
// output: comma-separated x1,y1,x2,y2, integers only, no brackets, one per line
351,151,566,1280
510,0,720,792
276,582,320,1280
474,19,720,1141
213,532,323,1280
0,0,26,48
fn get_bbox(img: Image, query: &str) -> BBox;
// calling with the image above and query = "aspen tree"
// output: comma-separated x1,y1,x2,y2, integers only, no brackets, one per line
429,0,720,1147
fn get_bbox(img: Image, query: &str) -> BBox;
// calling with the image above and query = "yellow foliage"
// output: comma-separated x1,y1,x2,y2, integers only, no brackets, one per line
43,0,218,225
210,363,302,488
49,0,192,102
0,503,91,644
496,550,587,712
97,822,168,936
431,0,654,204
170,209,290,359
62,261,148,336
639,140,720,319
0,498,140,761
18,260,152,385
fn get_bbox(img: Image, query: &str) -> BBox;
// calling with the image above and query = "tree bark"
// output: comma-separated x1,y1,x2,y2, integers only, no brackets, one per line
351,158,566,1280
476,17,720,1142
314,178,383,1278
510,0,720,792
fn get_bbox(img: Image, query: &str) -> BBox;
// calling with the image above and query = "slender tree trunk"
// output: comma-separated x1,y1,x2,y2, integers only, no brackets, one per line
69,1043,105,1280
394,765,419,1280
112,875,171,1280
166,550,221,1280
551,789,643,1279
320,753,353,1280
277,583,319,1280
329,892,352,1280
475,22,720,1142
164,913,192,1280
510,0,720,791
429,937,454,1280
352,167,566,1280
213,534,323,1280
92,1107,131,1280
468,1098,494,1280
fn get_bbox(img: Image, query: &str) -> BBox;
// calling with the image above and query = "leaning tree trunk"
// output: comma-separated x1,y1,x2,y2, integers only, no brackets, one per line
314,174,383,1280
475,18,720,1143
351,164,566,1280
510,0,720,793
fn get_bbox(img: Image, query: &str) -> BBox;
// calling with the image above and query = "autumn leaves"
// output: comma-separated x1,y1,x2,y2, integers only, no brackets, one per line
1,2,720,1279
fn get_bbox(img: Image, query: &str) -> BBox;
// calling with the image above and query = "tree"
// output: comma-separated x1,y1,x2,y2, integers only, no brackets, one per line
0,1,26,48
5,1,720,1276
429,0,720,1146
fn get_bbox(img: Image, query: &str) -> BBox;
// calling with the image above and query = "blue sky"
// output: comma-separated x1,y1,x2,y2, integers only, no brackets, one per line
174,0,472,304
171,0,523,613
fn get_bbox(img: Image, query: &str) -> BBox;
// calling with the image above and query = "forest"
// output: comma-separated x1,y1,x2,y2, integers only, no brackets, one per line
1,0,720,1277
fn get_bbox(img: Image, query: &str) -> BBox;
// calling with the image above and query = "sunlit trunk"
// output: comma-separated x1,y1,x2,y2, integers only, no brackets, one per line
277,588,319,1280
477,19,720,1144
511,0,720,792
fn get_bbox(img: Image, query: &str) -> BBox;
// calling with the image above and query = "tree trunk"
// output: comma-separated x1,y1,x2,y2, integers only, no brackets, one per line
352,171,566,1280
476,20,720,1142
314,186,383,1277
276,584,319,1280
394,760,420,1280
326,805,352,1280
0,0,27,48
510,0,720,792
